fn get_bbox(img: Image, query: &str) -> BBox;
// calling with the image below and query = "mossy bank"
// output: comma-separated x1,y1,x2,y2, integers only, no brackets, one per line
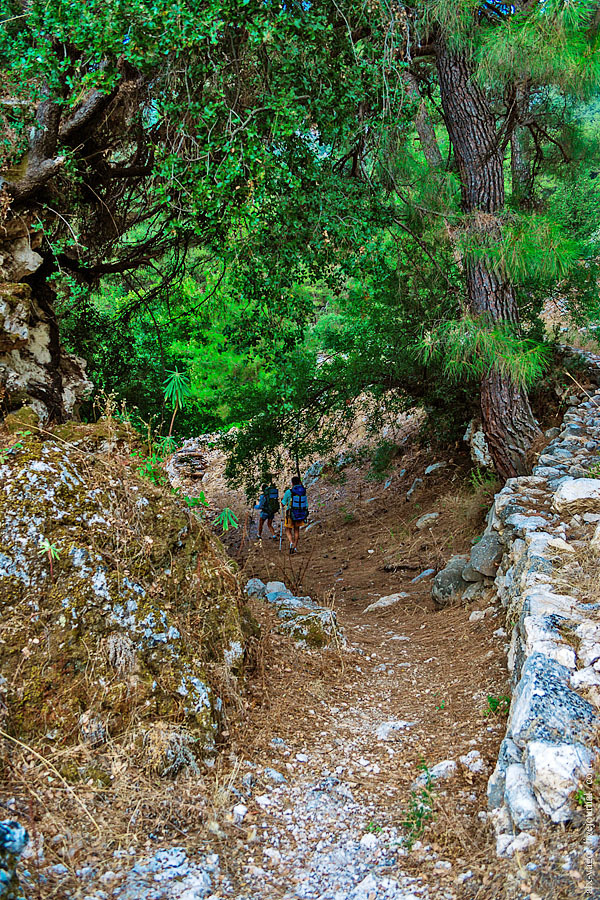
0,417,252,772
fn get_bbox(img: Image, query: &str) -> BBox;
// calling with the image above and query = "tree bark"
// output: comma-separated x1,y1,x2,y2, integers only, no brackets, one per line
510,84,535,210
435,41,540,478
402,71,443,169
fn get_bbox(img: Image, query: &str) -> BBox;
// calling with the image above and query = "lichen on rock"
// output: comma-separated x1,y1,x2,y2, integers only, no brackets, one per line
0,421,248,766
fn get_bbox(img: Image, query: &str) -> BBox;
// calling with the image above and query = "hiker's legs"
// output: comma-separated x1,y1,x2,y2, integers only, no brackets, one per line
292,524,300,550
267,517,275,536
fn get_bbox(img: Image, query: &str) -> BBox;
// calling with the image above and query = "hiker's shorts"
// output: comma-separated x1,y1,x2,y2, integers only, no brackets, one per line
260,511,274,521
285,510,305,527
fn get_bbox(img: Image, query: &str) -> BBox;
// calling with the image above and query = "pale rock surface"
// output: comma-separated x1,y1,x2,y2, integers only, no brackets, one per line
414,512,439,530
525,741,594,822
553,478,600,515
364,593,409,613
504,764,541,830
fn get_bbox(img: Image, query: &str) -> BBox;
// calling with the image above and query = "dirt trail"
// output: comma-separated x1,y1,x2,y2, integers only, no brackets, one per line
167,427,591,900
184,440,529,899
221,591,509,899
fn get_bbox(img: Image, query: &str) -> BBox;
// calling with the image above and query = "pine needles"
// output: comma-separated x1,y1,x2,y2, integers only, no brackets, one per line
417,315,550,388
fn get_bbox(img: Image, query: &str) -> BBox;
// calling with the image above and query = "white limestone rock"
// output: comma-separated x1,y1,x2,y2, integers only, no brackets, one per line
415,512,439,530
570,667,600,691
553,478,600,516
414,759,457,787
497,832,536,857
525,740,594,822
521,616,576,669
363,593,409,613
504,763,542,830
459,749,485,774
507,653,597,748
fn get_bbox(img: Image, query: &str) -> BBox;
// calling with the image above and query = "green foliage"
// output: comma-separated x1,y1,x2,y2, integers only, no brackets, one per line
584,461,600,479
485,694,511,717
0,432,31,461
459,214,581,283
214,508,239,533
37,538,60,561
368,441,401,481
37,537,61,578
184,493,209,509
468,467,498,491
163,370,192,410
131,451,168,486
401,760,435,850
417,316,550,390
3,0,600,484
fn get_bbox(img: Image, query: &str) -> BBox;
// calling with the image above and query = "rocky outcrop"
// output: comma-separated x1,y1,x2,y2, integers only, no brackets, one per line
245,578,341,649
0,219,92,421
0,420,248,768
484,374,600,854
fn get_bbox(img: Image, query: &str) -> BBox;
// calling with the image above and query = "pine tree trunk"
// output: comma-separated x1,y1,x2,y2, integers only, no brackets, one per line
510,84,535,210
435,42,540,478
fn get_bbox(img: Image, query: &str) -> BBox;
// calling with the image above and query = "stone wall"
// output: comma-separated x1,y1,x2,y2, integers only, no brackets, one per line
485,361,600,856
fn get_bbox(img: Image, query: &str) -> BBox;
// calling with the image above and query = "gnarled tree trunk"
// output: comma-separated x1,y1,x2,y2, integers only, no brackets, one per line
435,42,540,478
0,216,92,423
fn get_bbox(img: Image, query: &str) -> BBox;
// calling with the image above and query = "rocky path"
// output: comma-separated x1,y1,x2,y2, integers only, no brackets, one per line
211,581,510,900
91,583,509,900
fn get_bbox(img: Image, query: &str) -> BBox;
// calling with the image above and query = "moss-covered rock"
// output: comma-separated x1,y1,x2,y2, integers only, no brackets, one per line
0,421,247,765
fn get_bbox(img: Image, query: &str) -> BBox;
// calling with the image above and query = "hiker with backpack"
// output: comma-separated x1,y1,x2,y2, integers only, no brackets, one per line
282,475,308,554
255,480,280,539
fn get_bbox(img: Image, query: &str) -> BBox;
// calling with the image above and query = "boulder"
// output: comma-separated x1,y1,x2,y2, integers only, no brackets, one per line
469,533,503,578
507,654,597,748
462,562,484,583
0,821,28,900
525,741,594,823
414,759,457,786
487,738,522,810
277,609,339,649
245,577,267,598
0,425,248,763
521,616,576,669
463,582,485,602
432,555,469,608
553,478,600,515
504,764,542,830
415,512,439,530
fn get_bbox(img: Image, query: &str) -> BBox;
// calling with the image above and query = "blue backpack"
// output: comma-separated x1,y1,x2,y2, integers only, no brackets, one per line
290,484,308,522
